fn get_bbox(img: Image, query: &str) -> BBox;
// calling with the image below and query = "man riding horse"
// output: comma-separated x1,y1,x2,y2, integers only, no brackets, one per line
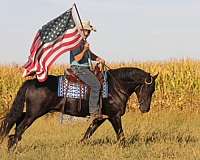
70,20,105,119
0,6,159,152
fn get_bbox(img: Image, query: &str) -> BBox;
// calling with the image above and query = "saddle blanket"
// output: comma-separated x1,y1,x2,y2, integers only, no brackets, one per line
57,74,108,99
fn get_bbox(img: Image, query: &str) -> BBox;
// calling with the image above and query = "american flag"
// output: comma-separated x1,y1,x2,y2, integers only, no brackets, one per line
23,8,83,82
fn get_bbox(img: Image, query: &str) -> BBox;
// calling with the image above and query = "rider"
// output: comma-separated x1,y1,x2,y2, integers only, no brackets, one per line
70,20,105,118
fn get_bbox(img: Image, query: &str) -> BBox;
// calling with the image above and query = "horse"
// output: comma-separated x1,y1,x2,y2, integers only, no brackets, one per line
0,67,158,151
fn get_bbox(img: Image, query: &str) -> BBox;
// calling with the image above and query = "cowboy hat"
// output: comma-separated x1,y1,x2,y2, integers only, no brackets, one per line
80,20,96,32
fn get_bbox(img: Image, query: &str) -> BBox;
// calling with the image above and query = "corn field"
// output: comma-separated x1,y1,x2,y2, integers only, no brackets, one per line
1,59,200,114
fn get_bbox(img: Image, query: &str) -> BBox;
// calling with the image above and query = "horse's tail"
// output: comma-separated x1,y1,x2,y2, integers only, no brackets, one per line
0,80,29,143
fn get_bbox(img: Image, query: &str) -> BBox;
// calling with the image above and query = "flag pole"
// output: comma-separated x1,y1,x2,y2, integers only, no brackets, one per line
73,3,93,70
73,3,86,41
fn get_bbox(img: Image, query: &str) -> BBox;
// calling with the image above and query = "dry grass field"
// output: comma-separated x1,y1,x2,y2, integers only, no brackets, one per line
0,59,200,160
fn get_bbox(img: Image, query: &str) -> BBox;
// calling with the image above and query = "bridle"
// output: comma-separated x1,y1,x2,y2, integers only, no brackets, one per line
145,76,153,85
135,76,153,106
135,84,145,106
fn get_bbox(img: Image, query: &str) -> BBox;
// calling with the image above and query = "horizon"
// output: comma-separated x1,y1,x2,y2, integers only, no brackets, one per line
0,57,199,66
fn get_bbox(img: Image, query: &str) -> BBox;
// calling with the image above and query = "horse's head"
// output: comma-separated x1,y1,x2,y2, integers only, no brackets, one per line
108,67,158,113
135,73,158,113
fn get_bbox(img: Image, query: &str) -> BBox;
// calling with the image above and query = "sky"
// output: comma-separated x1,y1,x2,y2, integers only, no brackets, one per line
0,0,200,64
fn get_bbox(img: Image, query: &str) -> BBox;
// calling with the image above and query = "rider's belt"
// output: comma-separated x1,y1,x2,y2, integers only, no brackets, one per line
71,65,90,69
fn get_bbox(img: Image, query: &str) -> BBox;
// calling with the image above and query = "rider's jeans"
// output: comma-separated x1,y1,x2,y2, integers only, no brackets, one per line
71,65,101,114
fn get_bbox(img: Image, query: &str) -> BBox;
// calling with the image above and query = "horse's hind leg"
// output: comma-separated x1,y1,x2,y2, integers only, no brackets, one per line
7,112,26,144
0,112,26,146
7,115,37,151
81,118,106,143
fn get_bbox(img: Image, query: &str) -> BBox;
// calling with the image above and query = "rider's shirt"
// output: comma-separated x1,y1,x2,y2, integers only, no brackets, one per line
70,41,97,67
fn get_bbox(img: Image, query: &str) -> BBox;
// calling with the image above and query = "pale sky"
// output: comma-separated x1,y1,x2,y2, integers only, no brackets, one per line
0,0,200,64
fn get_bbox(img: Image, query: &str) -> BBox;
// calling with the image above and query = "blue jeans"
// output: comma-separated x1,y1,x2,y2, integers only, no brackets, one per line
71,65,101,113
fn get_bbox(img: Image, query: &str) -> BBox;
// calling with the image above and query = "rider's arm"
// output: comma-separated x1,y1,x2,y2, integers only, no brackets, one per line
74,48,88,62
74,42,89,62
73,41,105,63
89,51,98,60
90,51,105,63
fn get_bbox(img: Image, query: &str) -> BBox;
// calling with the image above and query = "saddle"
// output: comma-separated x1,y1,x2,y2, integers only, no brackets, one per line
65,69,85,84
64,63,104,85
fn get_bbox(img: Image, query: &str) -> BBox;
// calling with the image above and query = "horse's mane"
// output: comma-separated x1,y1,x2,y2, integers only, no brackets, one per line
108,67,149,82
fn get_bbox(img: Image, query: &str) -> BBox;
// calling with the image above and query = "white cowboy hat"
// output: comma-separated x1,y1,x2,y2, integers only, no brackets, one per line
80,20,96,32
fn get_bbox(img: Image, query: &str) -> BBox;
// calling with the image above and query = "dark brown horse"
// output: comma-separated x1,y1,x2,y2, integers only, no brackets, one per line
0,67,158,151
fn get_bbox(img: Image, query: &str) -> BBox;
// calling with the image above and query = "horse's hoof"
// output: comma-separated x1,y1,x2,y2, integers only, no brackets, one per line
117,139,126,147
7,135,17,152
79,139,87,145
8,144,17,153
0,137,3,144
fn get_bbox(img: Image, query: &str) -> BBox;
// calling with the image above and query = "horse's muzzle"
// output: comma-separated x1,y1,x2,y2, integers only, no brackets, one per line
139,105,150,113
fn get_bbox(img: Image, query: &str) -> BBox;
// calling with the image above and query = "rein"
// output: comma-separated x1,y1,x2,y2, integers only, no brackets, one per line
0,116,6,121
135,83,145,106
0,113,6,121
104,64,129,97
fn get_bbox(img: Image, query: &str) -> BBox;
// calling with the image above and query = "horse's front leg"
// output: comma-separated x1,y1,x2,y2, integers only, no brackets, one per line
81,118,106,143
108,116,125,142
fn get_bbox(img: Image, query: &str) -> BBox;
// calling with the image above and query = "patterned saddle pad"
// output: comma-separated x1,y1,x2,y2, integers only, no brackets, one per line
57,72,109,99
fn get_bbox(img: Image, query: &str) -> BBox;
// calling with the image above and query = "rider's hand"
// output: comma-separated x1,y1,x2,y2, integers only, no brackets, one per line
96,57,105,64
84,42,90,50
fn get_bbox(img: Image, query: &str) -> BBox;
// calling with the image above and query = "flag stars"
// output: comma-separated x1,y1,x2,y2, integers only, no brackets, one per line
40,9,75,43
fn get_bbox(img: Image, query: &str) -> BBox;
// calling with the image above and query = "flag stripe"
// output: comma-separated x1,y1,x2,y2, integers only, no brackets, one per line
41,36,82,72
48,42,81,69
23,33,42,69
36,41,82,80
30,33,41,56
36,42,82,82
42,34,82,66
37,34,82,75
31,27,79,63
40,28,79,54
30,39,42,61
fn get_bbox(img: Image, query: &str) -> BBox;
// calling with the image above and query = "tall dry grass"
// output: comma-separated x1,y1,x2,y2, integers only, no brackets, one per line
0,59,200,159
1,59,200,113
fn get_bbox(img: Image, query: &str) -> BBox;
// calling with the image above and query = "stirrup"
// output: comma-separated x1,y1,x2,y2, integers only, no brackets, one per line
87,113,109,120
97,114,109,119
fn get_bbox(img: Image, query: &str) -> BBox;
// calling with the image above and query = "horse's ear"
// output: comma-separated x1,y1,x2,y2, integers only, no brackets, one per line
152,73,159,80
